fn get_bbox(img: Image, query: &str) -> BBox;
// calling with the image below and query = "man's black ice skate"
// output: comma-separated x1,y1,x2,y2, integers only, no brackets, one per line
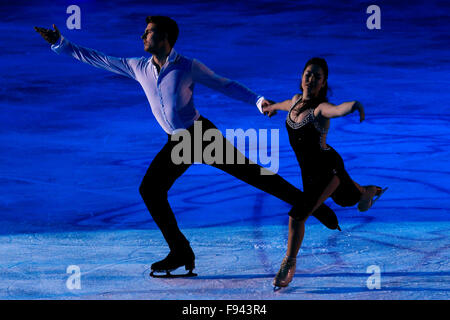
150,246,197,278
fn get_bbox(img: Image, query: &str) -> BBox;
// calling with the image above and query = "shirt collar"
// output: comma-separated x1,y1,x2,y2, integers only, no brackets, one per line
151,48,178,67
167,48,178,63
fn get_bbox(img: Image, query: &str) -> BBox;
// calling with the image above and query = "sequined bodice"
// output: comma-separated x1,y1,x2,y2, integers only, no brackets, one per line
285,97,329,152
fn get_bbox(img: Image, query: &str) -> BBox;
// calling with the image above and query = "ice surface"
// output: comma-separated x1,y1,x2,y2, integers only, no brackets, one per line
1,222,449,299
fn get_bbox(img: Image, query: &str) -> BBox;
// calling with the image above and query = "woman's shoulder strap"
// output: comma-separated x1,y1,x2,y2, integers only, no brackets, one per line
290,94,303,111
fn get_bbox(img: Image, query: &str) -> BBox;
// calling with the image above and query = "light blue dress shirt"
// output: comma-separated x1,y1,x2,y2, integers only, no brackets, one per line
51,36,263,134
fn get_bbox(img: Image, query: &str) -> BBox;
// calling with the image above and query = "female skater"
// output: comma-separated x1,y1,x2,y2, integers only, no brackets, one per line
262,57,387,288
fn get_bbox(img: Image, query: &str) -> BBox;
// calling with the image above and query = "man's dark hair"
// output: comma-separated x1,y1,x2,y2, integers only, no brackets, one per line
145,16,179,48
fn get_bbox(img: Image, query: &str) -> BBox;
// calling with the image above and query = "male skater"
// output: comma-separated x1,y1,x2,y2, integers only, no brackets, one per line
35,16,339,277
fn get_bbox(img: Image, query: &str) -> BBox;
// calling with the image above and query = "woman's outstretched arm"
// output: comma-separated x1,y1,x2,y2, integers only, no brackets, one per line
315,101,365,122
263,94,300,117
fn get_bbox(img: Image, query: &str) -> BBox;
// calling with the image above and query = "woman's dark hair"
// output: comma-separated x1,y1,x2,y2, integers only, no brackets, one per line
145,16,179,48
300,57,330,104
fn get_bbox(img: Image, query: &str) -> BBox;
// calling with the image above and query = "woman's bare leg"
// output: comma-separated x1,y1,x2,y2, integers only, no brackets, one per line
286,217,305,258
285,175,341,258
352,180,366,194
274,176,341,287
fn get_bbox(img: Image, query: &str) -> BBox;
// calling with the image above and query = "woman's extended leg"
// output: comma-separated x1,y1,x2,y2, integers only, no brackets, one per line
330,167,383,212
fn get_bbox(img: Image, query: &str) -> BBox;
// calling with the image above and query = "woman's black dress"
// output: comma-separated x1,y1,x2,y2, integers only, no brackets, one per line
286,98,361,220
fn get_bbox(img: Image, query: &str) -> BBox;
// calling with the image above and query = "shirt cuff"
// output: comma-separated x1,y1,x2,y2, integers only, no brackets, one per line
256,96,264,114
51,36,66,53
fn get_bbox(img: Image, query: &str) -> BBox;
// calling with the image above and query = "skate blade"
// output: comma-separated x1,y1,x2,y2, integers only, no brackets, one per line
273,285,288,292
273,286,282,292
371,187,388,206
150,270,197,278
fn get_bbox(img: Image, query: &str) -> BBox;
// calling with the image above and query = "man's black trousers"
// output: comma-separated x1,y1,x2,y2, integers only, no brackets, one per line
139,116,339,251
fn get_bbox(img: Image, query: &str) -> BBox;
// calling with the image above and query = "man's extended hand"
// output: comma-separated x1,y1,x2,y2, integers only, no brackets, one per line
262,99,277,117
34,24,61,45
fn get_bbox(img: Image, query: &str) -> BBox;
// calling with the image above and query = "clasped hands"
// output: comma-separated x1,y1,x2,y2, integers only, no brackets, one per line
261,99,277,117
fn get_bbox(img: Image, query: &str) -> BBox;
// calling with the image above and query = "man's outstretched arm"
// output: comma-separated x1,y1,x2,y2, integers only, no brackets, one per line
35,24,141,80
191,59,273,114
